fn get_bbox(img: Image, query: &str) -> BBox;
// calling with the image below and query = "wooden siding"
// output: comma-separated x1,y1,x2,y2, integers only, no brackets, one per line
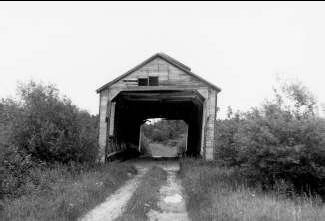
110,57,207,90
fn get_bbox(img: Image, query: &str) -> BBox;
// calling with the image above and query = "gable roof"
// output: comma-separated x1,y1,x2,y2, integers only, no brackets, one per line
96,53,221,93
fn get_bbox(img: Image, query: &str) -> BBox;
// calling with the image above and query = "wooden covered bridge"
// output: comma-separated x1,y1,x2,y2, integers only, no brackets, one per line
96,53,221,162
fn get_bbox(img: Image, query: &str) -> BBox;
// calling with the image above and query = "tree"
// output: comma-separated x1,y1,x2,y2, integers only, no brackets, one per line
5,80,99,163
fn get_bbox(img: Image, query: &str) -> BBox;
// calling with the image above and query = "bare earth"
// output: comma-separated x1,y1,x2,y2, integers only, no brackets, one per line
80,159,189,221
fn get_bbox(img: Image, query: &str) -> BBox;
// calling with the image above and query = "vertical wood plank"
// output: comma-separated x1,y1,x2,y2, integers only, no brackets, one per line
200,100,207,156
105,100,111,154
109,102,116,136
98,90,109,163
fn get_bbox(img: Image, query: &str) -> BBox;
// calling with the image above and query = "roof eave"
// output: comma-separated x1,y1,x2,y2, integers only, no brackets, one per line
96,53,161,93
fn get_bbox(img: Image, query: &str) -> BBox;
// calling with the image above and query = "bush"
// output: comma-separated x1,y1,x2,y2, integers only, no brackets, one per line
0,80,99,198
7,81,99,163
215,81,325,197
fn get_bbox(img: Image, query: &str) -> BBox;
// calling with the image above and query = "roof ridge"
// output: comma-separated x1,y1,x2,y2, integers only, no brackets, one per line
157,53,191,71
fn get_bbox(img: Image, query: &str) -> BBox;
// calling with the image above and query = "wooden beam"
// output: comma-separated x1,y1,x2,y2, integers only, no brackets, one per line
114,91,205,104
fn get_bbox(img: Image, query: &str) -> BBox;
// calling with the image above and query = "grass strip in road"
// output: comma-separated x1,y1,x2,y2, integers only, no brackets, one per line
116,166,167,221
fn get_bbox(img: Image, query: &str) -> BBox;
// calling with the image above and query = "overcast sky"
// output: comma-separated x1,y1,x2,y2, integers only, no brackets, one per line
1,2,325,118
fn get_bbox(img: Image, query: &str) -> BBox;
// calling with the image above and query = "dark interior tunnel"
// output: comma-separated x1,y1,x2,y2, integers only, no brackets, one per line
112,90,204,157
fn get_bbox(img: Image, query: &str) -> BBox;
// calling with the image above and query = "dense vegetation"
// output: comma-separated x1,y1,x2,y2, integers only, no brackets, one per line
0,81,100,199
215,81,325,198
179,158,325,221
0,81,138,221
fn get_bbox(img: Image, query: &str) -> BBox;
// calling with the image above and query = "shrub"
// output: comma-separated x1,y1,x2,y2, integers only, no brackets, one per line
0,80,99,198
8,81,99,163
215,81,325,197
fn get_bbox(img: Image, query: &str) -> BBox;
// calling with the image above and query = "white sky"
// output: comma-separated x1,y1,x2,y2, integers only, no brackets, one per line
1,2,325,118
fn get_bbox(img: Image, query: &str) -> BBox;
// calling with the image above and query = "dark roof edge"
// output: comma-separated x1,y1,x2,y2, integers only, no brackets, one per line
96,53,221,93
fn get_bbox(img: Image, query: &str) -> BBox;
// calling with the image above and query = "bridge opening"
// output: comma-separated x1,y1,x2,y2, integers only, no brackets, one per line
139,119,188,158
108,90,204,159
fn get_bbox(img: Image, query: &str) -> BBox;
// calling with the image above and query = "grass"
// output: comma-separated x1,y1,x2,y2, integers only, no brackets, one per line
116,166,167,221
179,158,325,221
1,162,137,221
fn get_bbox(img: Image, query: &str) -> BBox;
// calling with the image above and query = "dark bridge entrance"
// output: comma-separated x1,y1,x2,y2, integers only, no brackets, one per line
111,90,204,157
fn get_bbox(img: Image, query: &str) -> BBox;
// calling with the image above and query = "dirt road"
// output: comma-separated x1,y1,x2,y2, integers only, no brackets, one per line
80,159,189,221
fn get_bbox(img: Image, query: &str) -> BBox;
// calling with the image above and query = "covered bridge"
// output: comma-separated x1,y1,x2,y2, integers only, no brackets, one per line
96,53,221,162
